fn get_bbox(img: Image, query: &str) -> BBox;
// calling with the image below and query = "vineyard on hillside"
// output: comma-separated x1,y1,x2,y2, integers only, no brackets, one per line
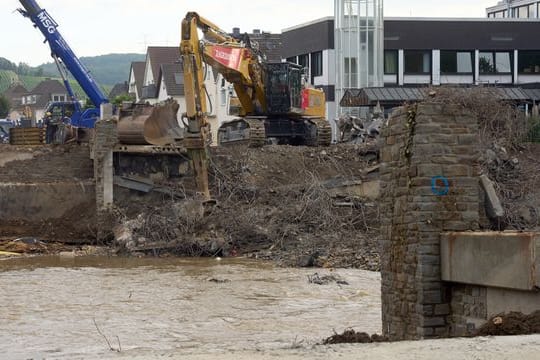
0,71,19,93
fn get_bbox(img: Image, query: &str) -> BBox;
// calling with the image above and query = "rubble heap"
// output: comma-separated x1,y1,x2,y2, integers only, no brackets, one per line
430,87,540,231
113,144,381,269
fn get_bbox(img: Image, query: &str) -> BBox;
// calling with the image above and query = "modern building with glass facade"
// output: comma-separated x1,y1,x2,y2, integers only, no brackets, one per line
487,0,540,18
282,16,540,118
383,18,540,87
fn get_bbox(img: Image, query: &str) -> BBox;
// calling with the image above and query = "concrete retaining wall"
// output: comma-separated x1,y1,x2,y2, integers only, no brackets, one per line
0,144,96,241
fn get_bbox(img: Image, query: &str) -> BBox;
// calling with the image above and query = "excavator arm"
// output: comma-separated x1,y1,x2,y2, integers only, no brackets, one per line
180,12,267,200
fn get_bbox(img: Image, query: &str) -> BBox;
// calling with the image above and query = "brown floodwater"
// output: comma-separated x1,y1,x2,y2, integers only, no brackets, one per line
0,256,381,359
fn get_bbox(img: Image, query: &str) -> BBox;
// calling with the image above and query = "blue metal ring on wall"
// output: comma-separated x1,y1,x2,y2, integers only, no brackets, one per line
431,176,449,196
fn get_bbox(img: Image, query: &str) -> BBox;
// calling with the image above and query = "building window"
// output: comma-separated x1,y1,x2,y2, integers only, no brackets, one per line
518,51,540,73
494,10,506,18
404,50,431,74
174,73,183,85
286,56,297,64
384,50,398,74
488,12,495,18
52,95,66,102
479,51,512,74
298,54,309,70
514,6,529,18
344,57,357,88
529,4,536,18
310,51,323,77
25,95,37,104
440,51,473,74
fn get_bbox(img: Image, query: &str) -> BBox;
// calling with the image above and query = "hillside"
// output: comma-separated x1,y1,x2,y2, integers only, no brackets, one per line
38,53,145,86
0,71,19,93
0,70,111,100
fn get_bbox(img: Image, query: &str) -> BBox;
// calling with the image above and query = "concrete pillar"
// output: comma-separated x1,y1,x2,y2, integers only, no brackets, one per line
432,50,441,86
398,50,405,86
514,49,519,84
474,50,480,85
102,150,113,207
93,105,118,240
380,102,480,340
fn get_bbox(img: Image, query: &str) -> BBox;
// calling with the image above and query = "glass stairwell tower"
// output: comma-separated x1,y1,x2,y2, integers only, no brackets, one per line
335,0,384,117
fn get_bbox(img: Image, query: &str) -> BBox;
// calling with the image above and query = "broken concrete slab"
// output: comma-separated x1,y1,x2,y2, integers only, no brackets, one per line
441,232,539,291
324,179,380,200
479,174,504,219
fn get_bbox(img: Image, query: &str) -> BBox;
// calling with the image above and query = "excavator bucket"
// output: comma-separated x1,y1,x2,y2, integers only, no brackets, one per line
117,100,184,146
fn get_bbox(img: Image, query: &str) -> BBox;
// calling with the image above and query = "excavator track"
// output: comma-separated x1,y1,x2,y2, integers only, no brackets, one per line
218,117,331,147
218,117,267,147
309,118,332,147
244,118,266,147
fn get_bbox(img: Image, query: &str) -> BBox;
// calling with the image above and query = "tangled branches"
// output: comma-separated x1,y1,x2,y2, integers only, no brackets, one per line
113,145,381,268
430,87,528,151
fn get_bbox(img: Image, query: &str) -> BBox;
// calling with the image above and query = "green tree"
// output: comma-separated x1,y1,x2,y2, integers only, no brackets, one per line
83,98,94,110
0,95,10,118
17,62,31,76
112,94,135,106
0,57,17,71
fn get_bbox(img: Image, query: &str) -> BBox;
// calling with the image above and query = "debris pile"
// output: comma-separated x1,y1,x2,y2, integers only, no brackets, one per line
0,237,106,257
335,109,385,144
307,272,349,286
113,144,381,269
322,329,388,344
430,87,540,231
475,311,540,336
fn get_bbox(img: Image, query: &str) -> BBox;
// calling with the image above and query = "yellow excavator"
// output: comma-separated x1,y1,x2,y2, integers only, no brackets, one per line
181,12,331,200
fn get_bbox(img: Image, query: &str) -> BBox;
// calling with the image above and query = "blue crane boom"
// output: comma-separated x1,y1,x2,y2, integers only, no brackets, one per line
18,0,109,128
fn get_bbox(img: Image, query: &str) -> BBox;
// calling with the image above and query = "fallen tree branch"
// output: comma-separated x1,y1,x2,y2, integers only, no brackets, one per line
93,318,121,353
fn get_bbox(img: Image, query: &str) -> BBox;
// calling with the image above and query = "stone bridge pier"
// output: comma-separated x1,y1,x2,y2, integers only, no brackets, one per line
379,101,539,340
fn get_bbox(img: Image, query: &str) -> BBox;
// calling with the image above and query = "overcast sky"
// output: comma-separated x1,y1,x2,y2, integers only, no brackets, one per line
3,0,496,66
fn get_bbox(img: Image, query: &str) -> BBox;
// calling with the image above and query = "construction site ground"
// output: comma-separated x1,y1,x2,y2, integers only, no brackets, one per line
0,143,380,270
3,140,540,269
114,143,380,269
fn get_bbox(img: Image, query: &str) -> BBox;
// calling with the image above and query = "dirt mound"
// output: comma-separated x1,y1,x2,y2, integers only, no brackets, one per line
114,144,381,269
323,329,387,344
0,143,93,183
475,312,540,336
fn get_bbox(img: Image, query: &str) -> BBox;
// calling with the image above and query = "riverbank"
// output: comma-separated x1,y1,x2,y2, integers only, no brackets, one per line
145,335,540,360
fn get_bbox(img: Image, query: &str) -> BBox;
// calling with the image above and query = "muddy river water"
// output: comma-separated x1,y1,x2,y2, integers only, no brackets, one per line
0,256,381,359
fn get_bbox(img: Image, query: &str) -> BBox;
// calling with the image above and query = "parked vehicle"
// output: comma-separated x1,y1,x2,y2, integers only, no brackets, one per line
0,120,14,143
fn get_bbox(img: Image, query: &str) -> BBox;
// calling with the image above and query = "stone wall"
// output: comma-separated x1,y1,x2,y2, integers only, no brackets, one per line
450,285,488,336
380,102,480,340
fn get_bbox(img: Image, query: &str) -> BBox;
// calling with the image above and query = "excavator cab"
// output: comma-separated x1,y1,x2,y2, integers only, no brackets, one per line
265,62,303,115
